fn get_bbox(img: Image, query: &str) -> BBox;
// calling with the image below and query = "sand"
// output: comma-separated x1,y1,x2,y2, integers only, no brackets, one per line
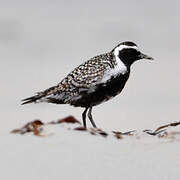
1,117,179,180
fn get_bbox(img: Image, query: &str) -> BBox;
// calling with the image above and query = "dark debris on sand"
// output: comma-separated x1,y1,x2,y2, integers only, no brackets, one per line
11,120,44,136
11,116,180,140
49,116,81,125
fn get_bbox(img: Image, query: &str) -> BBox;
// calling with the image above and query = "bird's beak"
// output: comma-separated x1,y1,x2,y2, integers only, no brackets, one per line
140,53,154,60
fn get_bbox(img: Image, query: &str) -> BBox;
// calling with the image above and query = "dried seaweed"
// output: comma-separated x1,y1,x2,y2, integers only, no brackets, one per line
11,116,180,141
112,130,136,139
74,126,87,131
154,121,180,133
49,116,81,124
11,120,44,136
143,121,180,136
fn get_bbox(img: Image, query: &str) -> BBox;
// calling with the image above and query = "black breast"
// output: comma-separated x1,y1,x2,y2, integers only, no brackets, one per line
70,72,130,107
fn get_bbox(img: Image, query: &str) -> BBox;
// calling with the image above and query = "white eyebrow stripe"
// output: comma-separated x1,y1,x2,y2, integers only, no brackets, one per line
116,45,139,51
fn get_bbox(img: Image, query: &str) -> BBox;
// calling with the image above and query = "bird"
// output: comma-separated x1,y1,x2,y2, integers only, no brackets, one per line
22,41,153,128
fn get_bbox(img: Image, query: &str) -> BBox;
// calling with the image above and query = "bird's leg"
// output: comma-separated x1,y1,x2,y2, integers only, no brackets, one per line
82,108,88,128
88,107,97,128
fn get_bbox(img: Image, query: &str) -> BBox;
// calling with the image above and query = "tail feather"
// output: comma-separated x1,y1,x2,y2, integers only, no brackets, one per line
21,94,43,105
21,85,63,105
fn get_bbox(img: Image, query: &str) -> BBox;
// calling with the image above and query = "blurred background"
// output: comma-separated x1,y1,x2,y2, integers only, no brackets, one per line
1,0,180,132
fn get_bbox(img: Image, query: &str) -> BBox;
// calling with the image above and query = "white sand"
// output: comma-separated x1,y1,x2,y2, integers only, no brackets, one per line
1,122,180,180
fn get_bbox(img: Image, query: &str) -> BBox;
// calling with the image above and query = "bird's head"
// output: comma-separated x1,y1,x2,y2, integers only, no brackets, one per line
112,41,153,66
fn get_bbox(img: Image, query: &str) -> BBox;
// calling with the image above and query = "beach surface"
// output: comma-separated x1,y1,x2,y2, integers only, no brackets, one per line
1,117,180,180
1,1,180,179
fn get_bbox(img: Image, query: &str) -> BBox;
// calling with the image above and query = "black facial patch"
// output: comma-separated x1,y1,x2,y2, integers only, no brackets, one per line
118,48,141,66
